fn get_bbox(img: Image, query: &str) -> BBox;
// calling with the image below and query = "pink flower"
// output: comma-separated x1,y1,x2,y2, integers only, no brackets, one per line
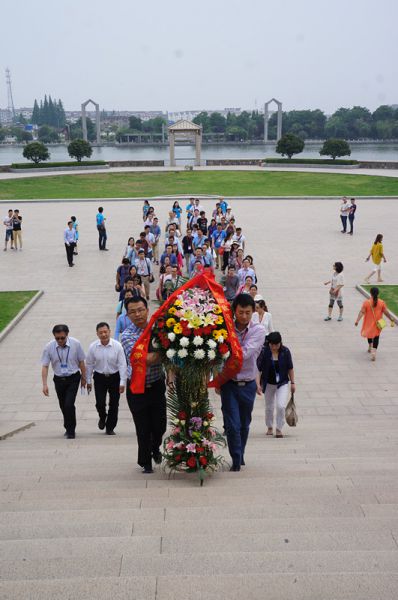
186,443,197,453
166,440,174,450
172,426,181,435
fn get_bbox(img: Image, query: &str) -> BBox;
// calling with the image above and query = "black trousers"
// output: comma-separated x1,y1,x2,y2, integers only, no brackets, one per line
367,336,380,349
65,242,75,265
93,371,120,432
53,371,81,433
348,215,355,233
126,378,167,467
340,215,347,232
222,250,230,272
97,225,107,250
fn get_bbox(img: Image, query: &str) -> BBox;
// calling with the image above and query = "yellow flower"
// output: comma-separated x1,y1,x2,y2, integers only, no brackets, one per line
218,329,228,339
166,318,176,328
173,323,183,334
213,305,222,314
213,330,221,340
168,307,177,315
215,316,224,325
190,316,202,329
174,299,183,307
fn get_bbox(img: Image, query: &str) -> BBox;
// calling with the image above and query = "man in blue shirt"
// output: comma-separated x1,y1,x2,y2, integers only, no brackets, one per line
64,221,77,267
211,223,226,269
96,206,108,251
219,197,229,215
150,217,161,264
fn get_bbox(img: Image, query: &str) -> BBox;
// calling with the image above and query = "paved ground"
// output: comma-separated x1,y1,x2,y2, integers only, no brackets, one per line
1,197,398,599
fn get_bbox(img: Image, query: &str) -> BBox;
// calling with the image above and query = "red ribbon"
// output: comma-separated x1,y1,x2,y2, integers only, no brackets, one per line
129,269,243,394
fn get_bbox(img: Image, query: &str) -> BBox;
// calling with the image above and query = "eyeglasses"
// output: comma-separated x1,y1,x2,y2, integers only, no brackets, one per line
55,335,66,341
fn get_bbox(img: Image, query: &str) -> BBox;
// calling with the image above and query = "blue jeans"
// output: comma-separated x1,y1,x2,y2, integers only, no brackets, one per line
221,380,256,467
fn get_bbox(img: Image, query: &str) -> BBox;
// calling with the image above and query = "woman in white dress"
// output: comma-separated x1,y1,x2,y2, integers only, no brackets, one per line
251,298,274,336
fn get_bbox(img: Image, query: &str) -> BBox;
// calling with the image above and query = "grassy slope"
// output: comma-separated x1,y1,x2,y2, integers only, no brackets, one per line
0,291,37,331
0,171,397,199
362,285,398,317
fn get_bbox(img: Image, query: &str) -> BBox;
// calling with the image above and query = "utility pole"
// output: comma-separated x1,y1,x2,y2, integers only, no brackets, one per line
5,68,16,122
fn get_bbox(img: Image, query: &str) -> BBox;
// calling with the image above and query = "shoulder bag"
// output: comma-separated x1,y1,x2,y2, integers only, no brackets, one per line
285,392,298,427
370,301,386,330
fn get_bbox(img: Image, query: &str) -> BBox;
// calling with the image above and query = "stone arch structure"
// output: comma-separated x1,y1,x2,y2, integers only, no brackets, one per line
81,99,101,145
168,119,202,166
264,98,282,142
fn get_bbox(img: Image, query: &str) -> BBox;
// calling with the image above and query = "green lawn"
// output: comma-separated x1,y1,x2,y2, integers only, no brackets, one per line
0,291,38,332
363,285,398,317
0,171,397,199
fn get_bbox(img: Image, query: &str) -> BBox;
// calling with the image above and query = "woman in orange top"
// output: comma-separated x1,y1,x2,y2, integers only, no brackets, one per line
355,287,395,361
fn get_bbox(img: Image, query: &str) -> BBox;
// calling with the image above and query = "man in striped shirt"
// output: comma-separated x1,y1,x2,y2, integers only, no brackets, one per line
121,297,166,474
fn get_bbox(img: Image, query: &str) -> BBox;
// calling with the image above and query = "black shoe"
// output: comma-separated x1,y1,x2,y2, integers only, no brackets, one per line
73,251,78,255
98,418,106,430
106,430,115,435
68,264,74,267
66,432,75,439
230,465,241,472
152,451,162,464
142,465,154,474
241,457,245,466
103,248,109,251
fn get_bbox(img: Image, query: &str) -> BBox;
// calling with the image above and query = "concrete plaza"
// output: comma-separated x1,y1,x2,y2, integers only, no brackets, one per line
1,196,398,599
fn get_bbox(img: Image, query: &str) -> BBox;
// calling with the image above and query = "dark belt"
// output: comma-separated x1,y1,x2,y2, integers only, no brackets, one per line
128,377,163,390
231,379,255,387
54,371,80,381
94,371,119,378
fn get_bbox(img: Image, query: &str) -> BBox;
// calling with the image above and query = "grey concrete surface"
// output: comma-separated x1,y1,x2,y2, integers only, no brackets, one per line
1,197,398,598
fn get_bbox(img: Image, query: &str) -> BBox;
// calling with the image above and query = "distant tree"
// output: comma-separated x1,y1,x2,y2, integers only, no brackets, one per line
70,117,96,141
22,142,50,164
209,112,226,133
38,125,60,143
0,127,6,142
67,139,92,162
20,130,33,142
319,138,351,160
142,116,166,133
115,127,130,142
193,112,211,133
129,116,142,131
31,99,40,124
225,126,247,141
276,133,304,159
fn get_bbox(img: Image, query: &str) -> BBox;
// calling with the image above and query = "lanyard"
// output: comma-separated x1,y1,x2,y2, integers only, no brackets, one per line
56,345,70,365
271,357,280,383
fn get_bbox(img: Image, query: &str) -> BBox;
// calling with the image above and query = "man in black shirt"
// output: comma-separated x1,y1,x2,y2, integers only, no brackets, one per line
182,229,194,275
12,209,23,250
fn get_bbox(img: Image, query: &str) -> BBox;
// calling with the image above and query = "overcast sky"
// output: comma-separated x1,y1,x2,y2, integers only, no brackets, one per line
1,0,397,114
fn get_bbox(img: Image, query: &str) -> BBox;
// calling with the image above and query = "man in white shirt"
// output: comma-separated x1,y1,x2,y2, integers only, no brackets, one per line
232,227,246,253
86,322,127,435
135,249,153,300
64,220,77,267
339,197,350,233
3,209,15,251
41,324,86,439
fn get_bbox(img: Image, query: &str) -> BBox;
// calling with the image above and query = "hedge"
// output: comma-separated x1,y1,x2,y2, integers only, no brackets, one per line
264,158,358,165
11,161,107,169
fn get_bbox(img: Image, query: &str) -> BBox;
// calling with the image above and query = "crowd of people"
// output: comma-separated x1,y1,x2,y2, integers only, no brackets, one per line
38,194,396,474
42,196,297,474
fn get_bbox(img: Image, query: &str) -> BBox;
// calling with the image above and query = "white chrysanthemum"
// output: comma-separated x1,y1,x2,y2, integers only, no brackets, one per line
193,336,204,346
179,336,190,347
207,339,217,349
177,348,188,358
217,336,224,344
168,332,176,341
166,349,176,359
207,349,216,360
222,351,230,360
151,338,159,348
193,349,206,359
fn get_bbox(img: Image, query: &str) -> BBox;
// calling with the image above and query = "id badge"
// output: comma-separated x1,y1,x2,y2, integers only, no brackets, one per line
60,363,68,375
276,373,280,384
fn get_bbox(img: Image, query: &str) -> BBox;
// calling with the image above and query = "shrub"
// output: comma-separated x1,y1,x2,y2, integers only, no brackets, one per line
320,138,351,160
276,134,304,159
67,139,93,162
22,142,50,164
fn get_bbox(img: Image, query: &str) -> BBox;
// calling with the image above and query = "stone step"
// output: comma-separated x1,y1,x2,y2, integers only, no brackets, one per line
1,573,398,600
1,550,398,581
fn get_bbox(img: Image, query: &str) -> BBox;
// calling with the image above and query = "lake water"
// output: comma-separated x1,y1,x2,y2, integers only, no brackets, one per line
1,142,397,166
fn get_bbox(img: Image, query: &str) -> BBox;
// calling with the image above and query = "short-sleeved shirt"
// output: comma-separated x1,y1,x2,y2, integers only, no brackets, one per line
331,272,344,297
96,213,105,227
12,216,22,231
41,337,85,376
212,230,226,248
371,243,383,265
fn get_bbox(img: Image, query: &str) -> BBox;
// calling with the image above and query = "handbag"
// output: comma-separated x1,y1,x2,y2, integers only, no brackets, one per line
285,393,298,427
370,302,386,330
149,273,155,283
